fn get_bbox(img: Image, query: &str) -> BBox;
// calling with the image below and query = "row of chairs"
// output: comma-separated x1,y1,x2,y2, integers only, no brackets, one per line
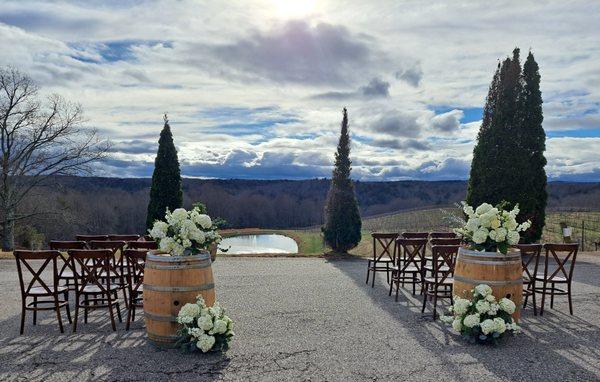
14,235,158,334
367,232,580,318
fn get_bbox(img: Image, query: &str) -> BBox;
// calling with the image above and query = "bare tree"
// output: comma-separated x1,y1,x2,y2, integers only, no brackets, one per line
0,67,109,250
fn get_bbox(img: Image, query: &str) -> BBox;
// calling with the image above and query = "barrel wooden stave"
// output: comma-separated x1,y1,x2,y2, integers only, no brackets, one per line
143,251,216,348
453,248,523,321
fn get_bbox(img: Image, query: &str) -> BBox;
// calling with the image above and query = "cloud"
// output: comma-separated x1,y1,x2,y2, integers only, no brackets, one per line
108,139,156,155
430,109,464,132
395,63,423,87
311,77,390,100
369,111,422,137
370,138,430,151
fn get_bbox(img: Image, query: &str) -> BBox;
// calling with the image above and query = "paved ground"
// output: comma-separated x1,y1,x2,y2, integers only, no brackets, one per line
1,255,599,382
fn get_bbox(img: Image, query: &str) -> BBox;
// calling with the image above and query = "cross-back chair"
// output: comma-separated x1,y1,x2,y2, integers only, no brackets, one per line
126,240,158,250
49,240,87,290
421,245,459,318
366,233,398,287
123,249,146,330
429,232,457,239
88,240,128,306
76,235,109,243
14,250,71,334
513,243,542,315
68,249,123,332
109,234,141,242
535,243,579,315
402,232,429,239
389,238,428,300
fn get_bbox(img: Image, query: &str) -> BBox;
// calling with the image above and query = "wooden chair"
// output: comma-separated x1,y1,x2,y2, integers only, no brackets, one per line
76,235,109,243
69,249,123,332
14,250,71,334
109,234,141,242
513,244,542,315
535,244,579,315
126,241,158,250
49,241,87,290
366,233,398,287
429,238,462,246
88,241,128,306
389,238,427,300
123,249,146,330
402,232,429,239
429,232,457,239
421,245,459,318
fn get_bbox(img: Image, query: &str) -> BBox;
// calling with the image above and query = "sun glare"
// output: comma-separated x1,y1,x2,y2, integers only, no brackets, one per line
273,0,317,18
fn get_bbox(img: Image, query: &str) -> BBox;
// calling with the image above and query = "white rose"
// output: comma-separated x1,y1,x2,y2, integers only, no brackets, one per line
480,319,497,335
196,334,216,353
493,318,506,334
475,300,491,314
452,318,463,333
453,298,471,316
499,298,516,314
507,231,520,245
475,203,493,215
472,228,489,244
474,284,493,297
463,313,480,328
197,314,214,331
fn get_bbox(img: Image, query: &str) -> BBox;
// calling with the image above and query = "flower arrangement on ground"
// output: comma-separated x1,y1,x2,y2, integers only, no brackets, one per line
454,202,531,254
441,284,520,344
149,206,222,256
175,295,234,353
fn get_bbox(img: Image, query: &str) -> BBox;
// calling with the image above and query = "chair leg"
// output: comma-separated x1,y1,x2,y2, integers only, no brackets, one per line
567,283,574,315
72,297,80,333
412,274,416,295
84,295,89,324
371,265,376,288
33,296,37,325
386,263,390,284
540,283,547,316
395,281,400,302
366,261,371,285
531,287,537,316
116,302,123,323
54,298,64,334
388,277,394,296
64,291,72,324
550,283,554,309
126,305,132,331
421,285,427,313
432,289,438,319
20,301,26,335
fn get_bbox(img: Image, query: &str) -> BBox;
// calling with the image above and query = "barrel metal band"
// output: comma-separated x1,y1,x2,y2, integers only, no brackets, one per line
458,258,521,266
454,274,522,286
145,261,211,270
144,311,178,322
147,252,210,262
143,283,215,292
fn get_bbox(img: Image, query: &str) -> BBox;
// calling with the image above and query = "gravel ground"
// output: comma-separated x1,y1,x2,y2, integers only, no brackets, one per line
0,255,599,382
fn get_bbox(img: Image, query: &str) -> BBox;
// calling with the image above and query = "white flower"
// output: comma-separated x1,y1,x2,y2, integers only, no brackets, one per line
474,284,493,297
463,204,475,217
170,208,189,224
517,221,531,231
196,334,216,353
494,228,508,242
488,303,499,315
465,218,480,232
178,303,201,319
453,298,471,316
499,298,516,314
490,217,501,229
494,318,506,334
439,315,454,324
209,303,222,317
212,319,228,334
188,327,203,338
505,217,518,231
197,214,212,229
485,294,496,303
190,229,206,244
452,318,463,333
475,203,493,215
472,228,489,244
149,221,169,239
507,231,520,245
197,314,214,331
480,319,497,335
463,313,480,328
475,300,491,314
196,295,206,306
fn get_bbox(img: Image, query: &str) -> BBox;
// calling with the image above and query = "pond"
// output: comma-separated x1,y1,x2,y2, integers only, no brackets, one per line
217,234,299,254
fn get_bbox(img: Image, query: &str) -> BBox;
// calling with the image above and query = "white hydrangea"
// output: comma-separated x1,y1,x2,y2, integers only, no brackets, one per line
197,314,214,331
149,221,168,239
170,208,189,224
188,327,203,338
463,313,480,328
472,228,489,244
507,231,520,245
463,204,475,217
488,303,499,315
452,318,463,333
196,214,212,229
196,334,216,353
493,318,506,334
475,203,493,215
499,297,516,314
211,319,228,334
485,294,496,303
480,319,497,335
209,303,222,318
177,303,201,324
474,284,492,297
475,300,491,314
452,297,471,316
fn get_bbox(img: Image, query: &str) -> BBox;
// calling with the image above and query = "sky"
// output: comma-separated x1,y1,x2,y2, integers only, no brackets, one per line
1,0,599,181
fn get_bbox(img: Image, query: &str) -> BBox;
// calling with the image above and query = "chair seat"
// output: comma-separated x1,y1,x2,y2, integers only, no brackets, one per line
370,257,394,263
534,274,568,282
424,265,450,272
424,277,453,285
392,265,420,272
81,285,122,294
28,286,68,295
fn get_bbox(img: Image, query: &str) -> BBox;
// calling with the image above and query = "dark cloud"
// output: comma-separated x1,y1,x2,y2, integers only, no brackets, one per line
210,20,373,84
370,112,422,137
108,139,156,155
430,109,463,132
395,64,423,87
371,138,430,151
311,77,390,100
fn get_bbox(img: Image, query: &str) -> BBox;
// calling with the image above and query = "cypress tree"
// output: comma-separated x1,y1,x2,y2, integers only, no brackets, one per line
146,114,183,228
322,108,362,253
467,48,547,243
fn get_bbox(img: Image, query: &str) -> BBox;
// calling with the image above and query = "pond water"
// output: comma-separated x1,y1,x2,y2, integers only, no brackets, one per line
217,234,298,254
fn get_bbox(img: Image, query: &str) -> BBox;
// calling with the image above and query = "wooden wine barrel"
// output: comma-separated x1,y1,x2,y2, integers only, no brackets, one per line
453,248,523,321
144,251,216,348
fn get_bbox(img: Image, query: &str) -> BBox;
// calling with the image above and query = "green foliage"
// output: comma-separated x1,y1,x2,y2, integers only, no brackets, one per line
322,108,362,253
467,48,547,243
16,225,45,250
146,115,183,228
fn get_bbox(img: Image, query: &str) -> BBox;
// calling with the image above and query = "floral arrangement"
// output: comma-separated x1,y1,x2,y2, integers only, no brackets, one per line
149,206,222,256
454,202,531,254
175,295,234,353
441,284,520,345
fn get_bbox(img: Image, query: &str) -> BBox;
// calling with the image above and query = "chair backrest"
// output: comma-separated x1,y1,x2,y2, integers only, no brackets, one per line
126,241,158,250
124,249,147,296
109,234,141,241
14,250,60,296
402,232,429,239
371,233,398,262
68,249,114,293
49,241,87,251
430,245,460,284
429,232,457,239
396,238,428,271
76,235,109,243
429,238,462,246
513,244,542,281
541,243,579,283
89,240,127,252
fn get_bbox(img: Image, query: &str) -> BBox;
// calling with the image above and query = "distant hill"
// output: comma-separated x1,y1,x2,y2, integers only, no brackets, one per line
19,177,600,242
